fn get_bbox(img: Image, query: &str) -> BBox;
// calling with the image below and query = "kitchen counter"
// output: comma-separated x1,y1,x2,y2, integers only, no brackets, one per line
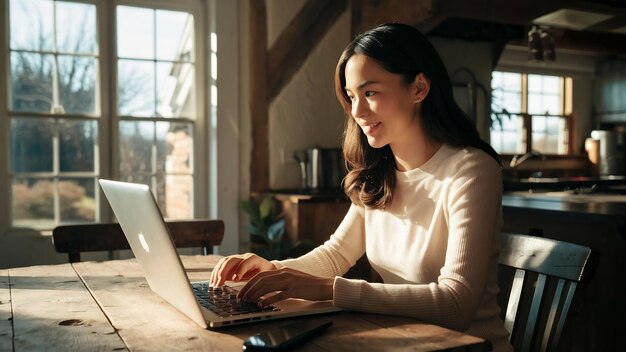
503,192,626,226
502,190,626,351
503,175,626,191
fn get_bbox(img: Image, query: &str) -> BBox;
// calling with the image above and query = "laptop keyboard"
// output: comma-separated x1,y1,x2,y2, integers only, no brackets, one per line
192,282,280,317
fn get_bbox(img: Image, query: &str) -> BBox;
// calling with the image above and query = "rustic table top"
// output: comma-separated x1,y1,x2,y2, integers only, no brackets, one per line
1,255,490,351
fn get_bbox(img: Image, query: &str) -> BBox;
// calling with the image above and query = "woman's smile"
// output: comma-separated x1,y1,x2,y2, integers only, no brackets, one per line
361,121,381,135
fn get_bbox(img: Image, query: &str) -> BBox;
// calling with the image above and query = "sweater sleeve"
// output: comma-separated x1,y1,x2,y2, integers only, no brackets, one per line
273,204,366,278
333,155,502,332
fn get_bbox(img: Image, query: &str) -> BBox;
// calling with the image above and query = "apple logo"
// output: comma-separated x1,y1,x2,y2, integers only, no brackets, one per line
138,232,150,253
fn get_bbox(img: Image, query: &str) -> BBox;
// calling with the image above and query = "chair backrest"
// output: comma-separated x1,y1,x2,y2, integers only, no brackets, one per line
498,233,591,352
53,219,224,263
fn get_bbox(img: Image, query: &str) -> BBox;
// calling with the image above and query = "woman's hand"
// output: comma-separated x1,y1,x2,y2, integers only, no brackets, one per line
237,267,334,307
209,253,276,287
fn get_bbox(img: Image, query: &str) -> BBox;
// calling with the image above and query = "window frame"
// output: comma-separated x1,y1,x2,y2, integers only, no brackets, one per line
0,0,209,234
491,70,574,156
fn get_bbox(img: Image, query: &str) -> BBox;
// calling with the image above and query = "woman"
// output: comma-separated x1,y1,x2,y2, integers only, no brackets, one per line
211,23,512,351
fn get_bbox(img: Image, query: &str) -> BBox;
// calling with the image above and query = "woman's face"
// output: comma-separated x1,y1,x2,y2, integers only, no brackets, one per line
344,53,426,149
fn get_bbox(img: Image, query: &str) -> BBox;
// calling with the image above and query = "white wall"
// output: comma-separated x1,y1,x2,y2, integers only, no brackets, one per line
269,11,350,189
429,37,494,139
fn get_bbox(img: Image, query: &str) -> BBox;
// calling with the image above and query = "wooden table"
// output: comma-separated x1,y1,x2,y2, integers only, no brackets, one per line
1,256,491,351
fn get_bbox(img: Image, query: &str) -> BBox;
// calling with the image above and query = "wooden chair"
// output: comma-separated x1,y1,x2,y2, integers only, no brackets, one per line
52,219,224,263
498,233,592,352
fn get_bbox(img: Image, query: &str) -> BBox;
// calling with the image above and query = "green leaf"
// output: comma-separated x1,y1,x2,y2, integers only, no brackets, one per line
259,196,273,220
240,200,261,225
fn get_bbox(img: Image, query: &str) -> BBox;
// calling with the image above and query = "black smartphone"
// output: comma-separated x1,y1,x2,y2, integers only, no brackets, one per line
242,320,332,351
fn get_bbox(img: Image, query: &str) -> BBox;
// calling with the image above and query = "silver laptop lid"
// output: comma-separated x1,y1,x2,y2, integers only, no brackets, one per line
98,179,207,328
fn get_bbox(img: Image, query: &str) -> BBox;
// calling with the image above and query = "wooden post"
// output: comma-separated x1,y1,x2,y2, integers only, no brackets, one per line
249,0,269,193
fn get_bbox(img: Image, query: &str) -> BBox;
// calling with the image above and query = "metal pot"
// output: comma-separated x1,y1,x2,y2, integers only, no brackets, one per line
304,147,345,190
591,130,626,176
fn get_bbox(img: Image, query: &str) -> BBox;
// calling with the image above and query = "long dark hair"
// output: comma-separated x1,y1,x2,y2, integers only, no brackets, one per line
335,23,500,209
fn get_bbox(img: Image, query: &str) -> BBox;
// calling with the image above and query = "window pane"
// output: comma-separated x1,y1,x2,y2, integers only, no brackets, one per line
119,121,154,173
211,51,217,80
502,92,521,113
156,10,193,62
10,52,54,113
502,131,521,154
502,72,521,91
11,118,54,173
118,60,155,116
492,88,503,103
527,93,543,115
491,72,503,90
158,174,193,219
118,174,152,188
117,6,154,59
59,119,97,172
9,0,53,51
543,95,560,115
59,178,96,223
543,76,560,94
58,55,97,114
156,62,194,117
501,114,519,130
12,178,55,228
532,132,547,152
544,134,559,154
490,130,503,152
156,122,193,173
546,116,560,132
56,2,97,54
527,74,542,93
533,116,547,131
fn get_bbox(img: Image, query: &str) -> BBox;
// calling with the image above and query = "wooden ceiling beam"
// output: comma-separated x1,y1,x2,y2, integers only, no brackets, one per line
550,29,626,53
267,0,348,102
351,0,436,36
439,0,626,25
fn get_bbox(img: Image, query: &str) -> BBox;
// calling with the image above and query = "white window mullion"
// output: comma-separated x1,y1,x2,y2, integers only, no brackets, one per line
212,0,240,254
0,0,9,236
53,119,61,225
51,2,61,113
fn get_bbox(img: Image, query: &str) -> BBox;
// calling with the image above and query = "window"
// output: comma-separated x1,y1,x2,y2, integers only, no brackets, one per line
3,0,206,230
490,71,573,155
116,6,196,219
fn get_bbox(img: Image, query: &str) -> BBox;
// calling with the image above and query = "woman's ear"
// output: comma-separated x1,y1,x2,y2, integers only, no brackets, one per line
412,73,430,103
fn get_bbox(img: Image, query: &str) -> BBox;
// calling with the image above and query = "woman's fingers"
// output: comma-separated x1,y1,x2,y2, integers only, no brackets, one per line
233,256,270,282
211,256,244,287
237,269,283,299
233,267,334,304
210,253,274,287
258,291,287,307
240,270,295,302
209,257,229,286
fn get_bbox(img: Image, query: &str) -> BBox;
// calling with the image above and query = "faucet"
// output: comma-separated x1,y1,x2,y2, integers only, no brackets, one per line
509,151,545,178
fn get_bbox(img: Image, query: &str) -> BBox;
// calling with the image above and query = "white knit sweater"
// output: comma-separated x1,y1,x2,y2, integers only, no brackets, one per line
275,144,513,351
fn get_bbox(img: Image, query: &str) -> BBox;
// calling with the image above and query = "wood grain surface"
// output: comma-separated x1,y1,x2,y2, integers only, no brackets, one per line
0,269,12,352
2,256,490,351
8,264,126,351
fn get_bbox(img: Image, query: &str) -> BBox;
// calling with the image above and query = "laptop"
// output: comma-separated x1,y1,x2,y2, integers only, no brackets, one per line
98,179,340,328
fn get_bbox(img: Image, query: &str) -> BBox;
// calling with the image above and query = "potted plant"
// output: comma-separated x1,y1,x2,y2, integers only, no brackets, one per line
239,195,287,260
